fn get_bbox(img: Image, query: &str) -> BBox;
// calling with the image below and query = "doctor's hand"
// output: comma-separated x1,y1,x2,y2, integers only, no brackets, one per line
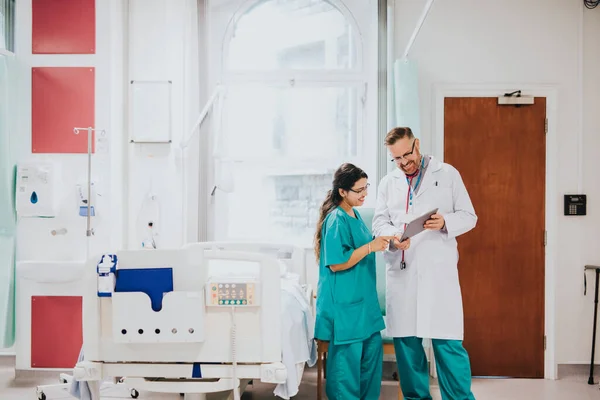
393,236,411,251
424,213,445,230
369,236,394,253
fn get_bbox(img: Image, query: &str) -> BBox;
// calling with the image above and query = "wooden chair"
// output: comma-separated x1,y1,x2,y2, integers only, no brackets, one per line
316,339,402,400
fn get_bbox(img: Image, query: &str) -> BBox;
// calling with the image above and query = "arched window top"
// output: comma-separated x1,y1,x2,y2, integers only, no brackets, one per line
226,0,360,71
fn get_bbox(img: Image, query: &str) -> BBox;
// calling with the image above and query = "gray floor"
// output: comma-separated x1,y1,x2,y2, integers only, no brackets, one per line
2,356,600,399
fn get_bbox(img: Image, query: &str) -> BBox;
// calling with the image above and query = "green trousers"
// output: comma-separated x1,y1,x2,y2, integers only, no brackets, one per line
394,336,476,400
326,332,383,400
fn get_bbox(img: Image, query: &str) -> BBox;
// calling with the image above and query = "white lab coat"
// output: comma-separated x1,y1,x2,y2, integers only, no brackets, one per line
372,156,477,340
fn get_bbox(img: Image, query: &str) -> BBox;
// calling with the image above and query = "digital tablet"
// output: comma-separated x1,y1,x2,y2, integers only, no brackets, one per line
399,208,439,241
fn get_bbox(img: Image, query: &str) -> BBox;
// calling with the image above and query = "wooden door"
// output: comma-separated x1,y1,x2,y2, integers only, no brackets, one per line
444,97,546,378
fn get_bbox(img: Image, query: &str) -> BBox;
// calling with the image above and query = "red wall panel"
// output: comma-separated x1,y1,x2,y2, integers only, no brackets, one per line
31,296,83,369
32,0,96,54
32,67,95,154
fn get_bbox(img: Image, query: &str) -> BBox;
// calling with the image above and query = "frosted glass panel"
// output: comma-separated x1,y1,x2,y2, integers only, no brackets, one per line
219,163,333,244
221,85,358,160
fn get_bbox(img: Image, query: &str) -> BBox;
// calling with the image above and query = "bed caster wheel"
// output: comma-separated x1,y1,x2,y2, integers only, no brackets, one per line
38,392,46,400
392,372,399,381
60,378,67,384
130,389,139,398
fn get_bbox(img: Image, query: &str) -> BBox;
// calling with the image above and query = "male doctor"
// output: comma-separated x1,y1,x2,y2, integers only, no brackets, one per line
372,127,477,400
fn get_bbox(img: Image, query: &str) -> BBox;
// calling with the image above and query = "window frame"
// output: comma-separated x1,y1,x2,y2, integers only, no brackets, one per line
220,0,365,77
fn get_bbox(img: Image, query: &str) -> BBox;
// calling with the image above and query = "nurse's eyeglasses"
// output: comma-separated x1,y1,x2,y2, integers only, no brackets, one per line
348,183,370,194
390,140,416,162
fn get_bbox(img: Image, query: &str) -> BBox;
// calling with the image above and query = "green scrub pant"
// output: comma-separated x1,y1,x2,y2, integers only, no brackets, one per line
326,332,383,400
393,336,476,400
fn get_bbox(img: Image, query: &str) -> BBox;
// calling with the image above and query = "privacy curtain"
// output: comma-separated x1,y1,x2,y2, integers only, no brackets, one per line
390,58,434,364
0,53,17,348
392,58,421,138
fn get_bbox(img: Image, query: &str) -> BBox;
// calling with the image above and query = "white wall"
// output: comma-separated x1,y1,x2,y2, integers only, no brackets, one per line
0,0,200,354
12,0,115,262
0,0,113,356
10,0,200,259
125,0,200,250
1,0,121,356
393,0,600,366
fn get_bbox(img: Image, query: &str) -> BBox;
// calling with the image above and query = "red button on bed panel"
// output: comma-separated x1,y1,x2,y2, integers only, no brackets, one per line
31,296,83,369
31,67,95,154
32,0,96,54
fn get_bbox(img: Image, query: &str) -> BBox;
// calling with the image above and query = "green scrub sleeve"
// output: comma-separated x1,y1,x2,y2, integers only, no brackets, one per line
323,217,355,268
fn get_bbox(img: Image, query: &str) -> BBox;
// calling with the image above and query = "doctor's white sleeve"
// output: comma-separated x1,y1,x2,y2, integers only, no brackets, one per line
444,167,478,239
372,177,403,238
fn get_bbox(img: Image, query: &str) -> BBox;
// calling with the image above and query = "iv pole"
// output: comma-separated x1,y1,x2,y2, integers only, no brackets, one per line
585,264,600,385
74,127,105,256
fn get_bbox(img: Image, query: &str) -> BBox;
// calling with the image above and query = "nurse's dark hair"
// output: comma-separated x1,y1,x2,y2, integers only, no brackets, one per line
385,126,414,146
314,163,368,261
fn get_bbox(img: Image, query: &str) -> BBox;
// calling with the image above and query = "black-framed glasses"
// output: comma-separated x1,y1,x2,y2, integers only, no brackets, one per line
349,183,370,194
390,140,416,162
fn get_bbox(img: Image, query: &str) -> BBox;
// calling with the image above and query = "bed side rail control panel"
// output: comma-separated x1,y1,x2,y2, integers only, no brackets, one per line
205,278,261,307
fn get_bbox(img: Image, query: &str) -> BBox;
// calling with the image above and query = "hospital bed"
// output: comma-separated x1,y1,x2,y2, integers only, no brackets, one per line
38,241,315,400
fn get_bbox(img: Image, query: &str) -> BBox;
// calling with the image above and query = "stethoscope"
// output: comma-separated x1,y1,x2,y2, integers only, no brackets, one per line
400,156,425,270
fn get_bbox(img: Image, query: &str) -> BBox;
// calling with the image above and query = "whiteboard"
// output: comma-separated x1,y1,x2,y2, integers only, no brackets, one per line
130,80,172,143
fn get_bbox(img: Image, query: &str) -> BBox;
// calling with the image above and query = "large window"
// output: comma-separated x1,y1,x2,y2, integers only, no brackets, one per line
208,0,375,245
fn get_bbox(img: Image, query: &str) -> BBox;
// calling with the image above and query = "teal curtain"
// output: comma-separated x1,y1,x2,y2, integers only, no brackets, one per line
390,59,432,360
1,0,16,52
0,53,16,348
392,59,421,139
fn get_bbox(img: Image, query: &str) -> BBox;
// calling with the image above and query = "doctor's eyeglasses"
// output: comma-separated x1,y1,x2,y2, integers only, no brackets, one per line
390,139,416,163
349,183,370,194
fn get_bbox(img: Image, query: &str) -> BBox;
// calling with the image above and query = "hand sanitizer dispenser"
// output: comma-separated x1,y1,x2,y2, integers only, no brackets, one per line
16,162,56,218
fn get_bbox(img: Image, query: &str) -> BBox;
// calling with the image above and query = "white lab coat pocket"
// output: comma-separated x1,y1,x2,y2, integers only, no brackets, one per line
396,213,415,224
383,249,404,270
432,187,454,214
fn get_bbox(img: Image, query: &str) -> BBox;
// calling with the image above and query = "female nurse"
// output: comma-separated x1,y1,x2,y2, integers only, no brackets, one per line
314,163,410,400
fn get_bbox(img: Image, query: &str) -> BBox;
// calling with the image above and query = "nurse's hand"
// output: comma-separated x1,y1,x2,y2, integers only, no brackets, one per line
370,236,393,252
393,236,410,250
424,213,445,230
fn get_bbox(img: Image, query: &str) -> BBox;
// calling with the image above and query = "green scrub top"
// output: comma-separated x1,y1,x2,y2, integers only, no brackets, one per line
314,207,385,345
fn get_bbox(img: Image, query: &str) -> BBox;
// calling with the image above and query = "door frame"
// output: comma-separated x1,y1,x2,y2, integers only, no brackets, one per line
431,83,558,380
